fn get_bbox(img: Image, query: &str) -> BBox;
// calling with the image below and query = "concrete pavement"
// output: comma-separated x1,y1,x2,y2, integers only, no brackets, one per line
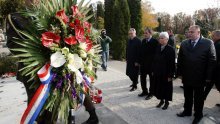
0,60,220,124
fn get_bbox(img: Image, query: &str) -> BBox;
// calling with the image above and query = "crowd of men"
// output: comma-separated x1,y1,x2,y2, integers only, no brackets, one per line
125,25,220,124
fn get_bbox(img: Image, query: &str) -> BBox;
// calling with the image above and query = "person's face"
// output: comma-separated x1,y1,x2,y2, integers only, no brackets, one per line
159,36,168,45
101,31,106,36
144,31,151,39
188,27,200,40
129,31,136,39
211,32,220,42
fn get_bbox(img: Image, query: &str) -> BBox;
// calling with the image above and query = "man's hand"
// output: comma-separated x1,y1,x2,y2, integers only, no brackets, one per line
178,76,182,79
168,78,172,82
134,63,139,67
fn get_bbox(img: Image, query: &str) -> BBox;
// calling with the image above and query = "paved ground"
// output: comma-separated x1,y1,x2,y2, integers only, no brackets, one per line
0,60,220,124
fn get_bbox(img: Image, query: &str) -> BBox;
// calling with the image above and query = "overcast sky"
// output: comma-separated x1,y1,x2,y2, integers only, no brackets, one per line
82,0,218,15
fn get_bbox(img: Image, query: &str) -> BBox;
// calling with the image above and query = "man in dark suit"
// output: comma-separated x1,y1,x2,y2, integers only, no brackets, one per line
139,28,158,100
203,30,220,104
177,25,216,124
167,29,175,48
126,28,142,92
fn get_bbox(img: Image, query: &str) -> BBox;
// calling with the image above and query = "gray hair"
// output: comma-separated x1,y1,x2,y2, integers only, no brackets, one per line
213,30,220,37
190,25,201,32
159,32,169,39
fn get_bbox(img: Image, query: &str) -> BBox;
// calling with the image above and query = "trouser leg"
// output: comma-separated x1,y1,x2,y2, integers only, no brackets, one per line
194,86,205,118
101,52,107,69
183,85,193,114
149,73,154,95
140,73,148,93
84,95,95,111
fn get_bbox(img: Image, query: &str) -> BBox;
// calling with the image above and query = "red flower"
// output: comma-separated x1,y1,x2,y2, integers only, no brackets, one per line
56,9,69,24
75,26,85,42
64,36,77,45
41,32,60,47
86,36,93,51
83,21,91,29
69,22,75,28
74,18,81,26
71,5,81,17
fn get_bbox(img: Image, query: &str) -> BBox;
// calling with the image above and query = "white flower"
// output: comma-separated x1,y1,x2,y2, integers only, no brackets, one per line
61,47,69,56
50,51,66,68
67,53,84,84
88,48,95,56
67,64,83,84
79,50,87,59
67,53,83,69
79,42,87,51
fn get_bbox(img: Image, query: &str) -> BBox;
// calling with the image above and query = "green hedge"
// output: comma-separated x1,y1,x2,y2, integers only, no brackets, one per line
0,53,18,75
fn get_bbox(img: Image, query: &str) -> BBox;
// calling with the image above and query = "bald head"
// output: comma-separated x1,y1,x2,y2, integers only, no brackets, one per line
212,30,220,42
188,25,201,41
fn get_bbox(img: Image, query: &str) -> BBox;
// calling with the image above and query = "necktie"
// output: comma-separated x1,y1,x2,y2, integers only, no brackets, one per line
146,39,149,43
191,41,196,48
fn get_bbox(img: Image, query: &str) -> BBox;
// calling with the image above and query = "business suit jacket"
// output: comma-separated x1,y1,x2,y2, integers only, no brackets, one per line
177,37,216,87
140,38,158,74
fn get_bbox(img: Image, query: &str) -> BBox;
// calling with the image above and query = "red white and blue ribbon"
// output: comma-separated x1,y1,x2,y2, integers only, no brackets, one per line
20,64,53,124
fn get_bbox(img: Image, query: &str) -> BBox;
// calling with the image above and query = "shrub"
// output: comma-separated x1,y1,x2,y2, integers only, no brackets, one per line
0,53,18,75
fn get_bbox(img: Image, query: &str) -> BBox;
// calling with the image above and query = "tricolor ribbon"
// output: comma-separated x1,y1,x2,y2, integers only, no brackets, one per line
20,63,54,124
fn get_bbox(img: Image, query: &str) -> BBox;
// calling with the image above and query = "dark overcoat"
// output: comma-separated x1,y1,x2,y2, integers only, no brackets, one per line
152,45,175,101
126,37,141,78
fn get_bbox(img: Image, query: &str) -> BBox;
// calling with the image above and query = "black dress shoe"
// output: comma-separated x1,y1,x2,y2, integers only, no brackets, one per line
216,103,220,107
138,92,148,97
176,111,192,117
145,94,153,100
156,100,164,108
192,117,203,124
130,87,137,92
162,102,169,110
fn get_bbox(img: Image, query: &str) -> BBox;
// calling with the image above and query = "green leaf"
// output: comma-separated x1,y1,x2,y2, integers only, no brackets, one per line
20,66,35,76
18,31,40,44
25,66,41,76
78,0,85,9
83,14,94,22
18,58,43,63
19,61,39,71
13,53,32,58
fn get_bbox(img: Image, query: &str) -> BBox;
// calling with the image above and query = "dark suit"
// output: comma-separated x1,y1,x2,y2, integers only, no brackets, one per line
140,38,158,94
168,35,175,48
204,40,220,99
126,37,142,87
177,37,216,118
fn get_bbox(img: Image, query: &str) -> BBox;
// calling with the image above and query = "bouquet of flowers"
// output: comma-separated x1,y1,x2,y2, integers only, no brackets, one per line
10,0,101,123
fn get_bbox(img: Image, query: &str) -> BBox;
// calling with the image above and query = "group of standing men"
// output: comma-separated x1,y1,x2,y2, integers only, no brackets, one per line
126,25,220,124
